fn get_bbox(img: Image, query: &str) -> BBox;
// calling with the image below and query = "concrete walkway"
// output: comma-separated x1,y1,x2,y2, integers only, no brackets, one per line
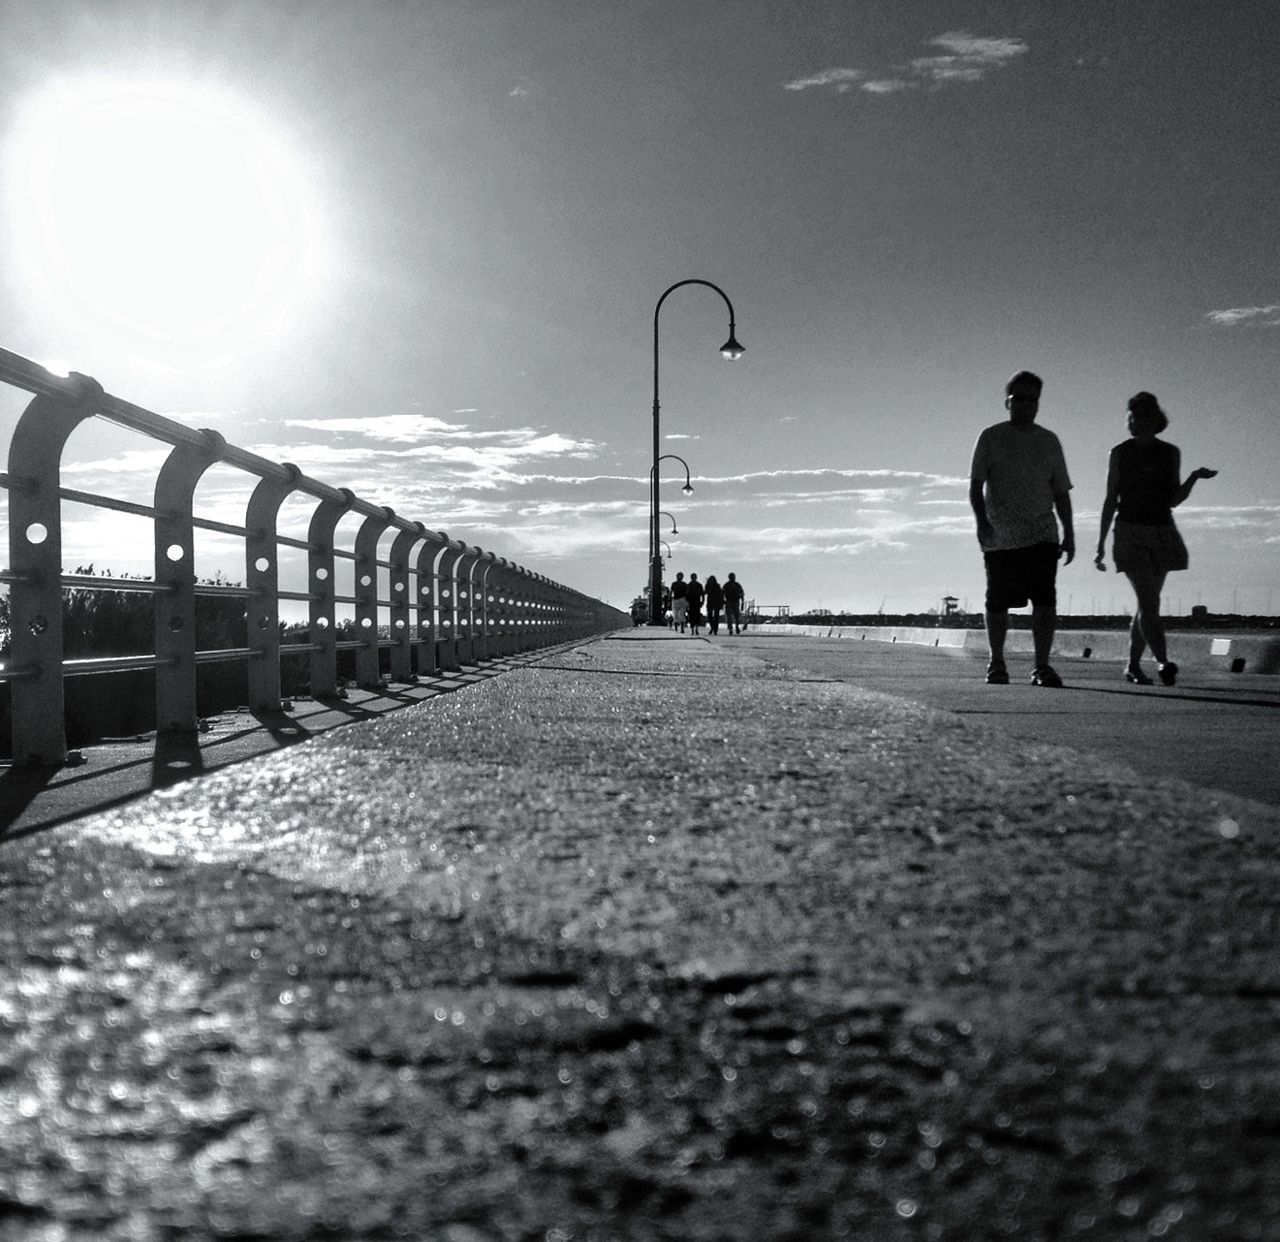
2,631,1279,1240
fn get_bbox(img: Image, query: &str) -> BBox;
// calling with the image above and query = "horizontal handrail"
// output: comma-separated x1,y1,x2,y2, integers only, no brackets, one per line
1,346,628,763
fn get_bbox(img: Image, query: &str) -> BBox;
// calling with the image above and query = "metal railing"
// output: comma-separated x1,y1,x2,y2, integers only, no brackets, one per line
0,347,628,766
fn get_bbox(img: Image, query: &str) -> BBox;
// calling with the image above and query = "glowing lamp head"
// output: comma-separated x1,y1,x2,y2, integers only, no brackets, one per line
719,333,745,360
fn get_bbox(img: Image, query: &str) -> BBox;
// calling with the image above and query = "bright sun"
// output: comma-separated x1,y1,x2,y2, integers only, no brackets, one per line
4,76,323,364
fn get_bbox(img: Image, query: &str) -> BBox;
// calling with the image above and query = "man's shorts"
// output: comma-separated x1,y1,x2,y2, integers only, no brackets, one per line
983,542,1059,611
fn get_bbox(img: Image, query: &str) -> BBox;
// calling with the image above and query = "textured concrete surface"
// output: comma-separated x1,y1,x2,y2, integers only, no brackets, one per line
737,632,1280,806
769,624,1280,676
2,631,1279,1240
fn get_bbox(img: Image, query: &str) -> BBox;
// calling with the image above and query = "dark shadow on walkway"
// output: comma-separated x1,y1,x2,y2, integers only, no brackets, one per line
0,764,58,835
1,646,570,843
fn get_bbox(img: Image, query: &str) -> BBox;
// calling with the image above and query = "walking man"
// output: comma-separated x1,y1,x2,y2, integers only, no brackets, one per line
969,370,1075,686
685,573,705,636
723,572,745,634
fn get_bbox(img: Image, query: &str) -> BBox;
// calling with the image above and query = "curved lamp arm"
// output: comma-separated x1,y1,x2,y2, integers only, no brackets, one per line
654,279,744,362
655,452,694,494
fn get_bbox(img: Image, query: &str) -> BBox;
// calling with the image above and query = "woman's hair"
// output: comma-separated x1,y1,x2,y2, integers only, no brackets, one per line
1127,391,1169,433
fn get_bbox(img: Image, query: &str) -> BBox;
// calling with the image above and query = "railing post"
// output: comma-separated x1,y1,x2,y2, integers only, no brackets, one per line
489,560,512,655
5,376,103,765
540,573,560,642
154,429,226,734
244,464,300,712
415,534,445,676
388,523,425,682
354,507,394,689
434,543,465,670
517,570,539,652
307,488,355,698
473,556,497,660
455,546,485,665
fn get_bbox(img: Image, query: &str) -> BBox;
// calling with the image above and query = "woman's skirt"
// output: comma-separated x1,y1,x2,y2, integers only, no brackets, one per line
1112,520,1189,575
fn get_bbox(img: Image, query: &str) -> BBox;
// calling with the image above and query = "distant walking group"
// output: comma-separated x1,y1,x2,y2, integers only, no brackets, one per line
666,571,745,636
970,370,1217,689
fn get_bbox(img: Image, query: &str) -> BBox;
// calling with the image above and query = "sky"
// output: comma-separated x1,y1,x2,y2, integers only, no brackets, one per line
1,0,1277,619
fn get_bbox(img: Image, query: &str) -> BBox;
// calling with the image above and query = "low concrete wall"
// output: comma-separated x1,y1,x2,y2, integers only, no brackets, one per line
762,624,1280,673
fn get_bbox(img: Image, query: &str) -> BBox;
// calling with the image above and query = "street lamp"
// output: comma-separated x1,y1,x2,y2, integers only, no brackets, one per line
658,510,679,537
649,279,743,624
653,453,695,495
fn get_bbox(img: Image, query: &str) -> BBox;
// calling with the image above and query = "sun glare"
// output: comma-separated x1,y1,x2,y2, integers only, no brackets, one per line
4,76,324,365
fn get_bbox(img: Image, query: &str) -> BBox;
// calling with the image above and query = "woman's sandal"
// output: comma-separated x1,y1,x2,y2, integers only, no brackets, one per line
1157,661,1178,687
1124,666,1154,685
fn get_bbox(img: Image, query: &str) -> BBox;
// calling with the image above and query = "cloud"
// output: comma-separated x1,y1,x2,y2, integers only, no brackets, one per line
785,30,1028,98
1206,304,1280,327
783,68,866,93
910,33,1029,86
271,413,601,490
60,447,172,476
1177,504,1280,531
284,414,471,442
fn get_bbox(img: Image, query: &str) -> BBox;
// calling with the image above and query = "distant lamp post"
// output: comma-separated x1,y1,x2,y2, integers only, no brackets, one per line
649,279,743,624
659,510,679,537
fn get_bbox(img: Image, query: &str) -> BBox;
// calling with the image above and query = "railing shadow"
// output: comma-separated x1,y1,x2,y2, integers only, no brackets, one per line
1,651,557,842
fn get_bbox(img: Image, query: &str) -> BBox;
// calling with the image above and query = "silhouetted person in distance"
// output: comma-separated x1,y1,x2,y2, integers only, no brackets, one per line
670,572,688,632
969,370,1075,687
685,572,705,636
704,574,724,635
661,587,672,627
723,572,745,634
1095,391,1217,686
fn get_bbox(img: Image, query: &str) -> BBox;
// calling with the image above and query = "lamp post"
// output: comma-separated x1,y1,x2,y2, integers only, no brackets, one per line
648,454,694,590
649,279,743,625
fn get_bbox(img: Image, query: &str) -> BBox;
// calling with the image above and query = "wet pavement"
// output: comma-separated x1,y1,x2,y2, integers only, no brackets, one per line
2,631,1279,1240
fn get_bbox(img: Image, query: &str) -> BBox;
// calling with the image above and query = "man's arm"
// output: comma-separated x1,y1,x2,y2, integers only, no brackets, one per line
1054,490,1075,564
969,477,993,546
968,431,993,547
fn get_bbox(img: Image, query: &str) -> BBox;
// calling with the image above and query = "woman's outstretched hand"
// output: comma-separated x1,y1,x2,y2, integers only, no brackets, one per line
1192,467,1218,481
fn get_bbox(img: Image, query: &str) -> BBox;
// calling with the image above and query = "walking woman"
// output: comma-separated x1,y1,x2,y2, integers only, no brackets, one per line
1095,392,1217,685
704,574,724,635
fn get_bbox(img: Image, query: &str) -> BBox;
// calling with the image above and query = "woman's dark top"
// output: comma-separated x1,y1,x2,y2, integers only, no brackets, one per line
705,579,723,609
1115,438,1178,526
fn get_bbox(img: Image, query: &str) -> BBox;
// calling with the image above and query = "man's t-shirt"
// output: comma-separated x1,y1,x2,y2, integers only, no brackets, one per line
970,422,1072,551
